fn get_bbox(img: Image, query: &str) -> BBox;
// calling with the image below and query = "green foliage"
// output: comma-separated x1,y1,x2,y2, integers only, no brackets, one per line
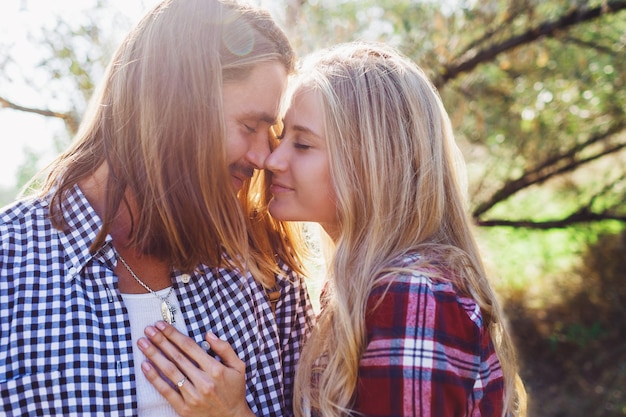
37,20,103,107
548,321,606,349
15,147,41,191
477,225,584,296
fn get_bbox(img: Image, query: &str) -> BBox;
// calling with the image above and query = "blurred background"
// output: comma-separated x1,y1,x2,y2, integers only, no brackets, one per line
1,0,625,415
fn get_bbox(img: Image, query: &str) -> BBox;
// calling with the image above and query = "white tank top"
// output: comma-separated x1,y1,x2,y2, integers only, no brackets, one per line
121,288,187,417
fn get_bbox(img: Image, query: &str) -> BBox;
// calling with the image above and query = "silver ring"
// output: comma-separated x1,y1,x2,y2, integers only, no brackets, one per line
176,376,186,388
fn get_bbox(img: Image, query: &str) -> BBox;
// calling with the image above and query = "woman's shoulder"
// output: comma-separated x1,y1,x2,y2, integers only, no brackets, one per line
368,253,484,330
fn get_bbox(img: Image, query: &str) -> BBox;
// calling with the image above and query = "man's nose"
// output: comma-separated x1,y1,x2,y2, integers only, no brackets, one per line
246,132,271,169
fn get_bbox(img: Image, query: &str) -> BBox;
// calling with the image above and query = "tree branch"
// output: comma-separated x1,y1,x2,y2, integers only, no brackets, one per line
477,210,626,229
454,7,520,59
435,0,626,87
475,150,626,229
561,35,617,55
476,212,626,230
473,124,626,218
519,123,625,184
0,95,78,135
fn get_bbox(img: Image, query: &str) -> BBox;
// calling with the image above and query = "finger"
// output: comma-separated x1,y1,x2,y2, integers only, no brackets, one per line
138,329,201,393
137,333,188,389
151,321,229,371
203,332,246,374
140,358,186,410
142,323,222,382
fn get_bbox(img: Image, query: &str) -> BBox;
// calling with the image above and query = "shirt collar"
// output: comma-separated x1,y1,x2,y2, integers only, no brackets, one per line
53,184,114,281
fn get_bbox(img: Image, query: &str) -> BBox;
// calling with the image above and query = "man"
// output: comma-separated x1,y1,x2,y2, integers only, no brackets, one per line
0,1,313,416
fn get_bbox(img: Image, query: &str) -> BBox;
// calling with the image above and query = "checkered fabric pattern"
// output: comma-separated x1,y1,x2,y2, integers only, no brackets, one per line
0,185,314,416
353,254,505,417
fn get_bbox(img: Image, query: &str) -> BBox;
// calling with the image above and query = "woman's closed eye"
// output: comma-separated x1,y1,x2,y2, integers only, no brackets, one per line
273,122,314,150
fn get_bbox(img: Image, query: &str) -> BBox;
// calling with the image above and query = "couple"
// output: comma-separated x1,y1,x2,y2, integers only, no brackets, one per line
0,0,525,416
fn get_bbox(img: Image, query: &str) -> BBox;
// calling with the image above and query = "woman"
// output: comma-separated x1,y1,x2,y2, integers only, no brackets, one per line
264,42,526,416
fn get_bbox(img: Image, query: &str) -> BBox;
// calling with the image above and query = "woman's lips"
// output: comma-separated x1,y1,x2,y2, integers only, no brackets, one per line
270,181,292,194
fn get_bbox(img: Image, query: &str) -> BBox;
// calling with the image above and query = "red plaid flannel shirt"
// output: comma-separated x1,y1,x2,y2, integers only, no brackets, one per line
354,263,505,416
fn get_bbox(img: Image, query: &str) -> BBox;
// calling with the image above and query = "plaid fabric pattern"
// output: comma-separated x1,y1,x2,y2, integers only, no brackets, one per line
354,255,505,417
0,185,314,416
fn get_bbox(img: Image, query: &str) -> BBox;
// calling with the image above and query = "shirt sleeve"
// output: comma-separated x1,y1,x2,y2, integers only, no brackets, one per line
353,274,504,417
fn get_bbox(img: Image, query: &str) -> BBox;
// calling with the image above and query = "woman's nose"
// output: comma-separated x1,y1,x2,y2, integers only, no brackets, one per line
264,141,287,172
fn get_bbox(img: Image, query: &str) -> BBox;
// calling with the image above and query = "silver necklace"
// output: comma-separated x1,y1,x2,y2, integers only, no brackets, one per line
117,254,176,324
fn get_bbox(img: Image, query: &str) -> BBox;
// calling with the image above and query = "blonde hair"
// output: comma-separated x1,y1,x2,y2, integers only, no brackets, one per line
292,43,526,416
38,0,304,282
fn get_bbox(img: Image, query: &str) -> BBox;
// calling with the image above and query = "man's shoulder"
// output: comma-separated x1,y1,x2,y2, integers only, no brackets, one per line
0,196,49,232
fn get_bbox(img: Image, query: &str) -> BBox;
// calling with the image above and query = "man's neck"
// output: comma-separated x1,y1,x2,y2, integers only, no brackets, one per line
78,163,172,293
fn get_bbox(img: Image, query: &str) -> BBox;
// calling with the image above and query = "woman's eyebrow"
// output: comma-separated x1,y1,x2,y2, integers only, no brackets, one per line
292,124,322,138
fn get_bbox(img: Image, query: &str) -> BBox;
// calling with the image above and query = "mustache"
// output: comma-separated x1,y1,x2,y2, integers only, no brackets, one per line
230,164,255,179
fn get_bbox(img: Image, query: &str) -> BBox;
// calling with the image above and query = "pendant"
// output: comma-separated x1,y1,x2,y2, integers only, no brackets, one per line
161,300,176,324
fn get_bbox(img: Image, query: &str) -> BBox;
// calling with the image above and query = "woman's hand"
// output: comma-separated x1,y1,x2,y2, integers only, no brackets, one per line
137,321,255,417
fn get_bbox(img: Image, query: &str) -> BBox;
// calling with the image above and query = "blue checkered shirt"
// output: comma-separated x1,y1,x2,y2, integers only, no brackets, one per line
0,185,314,416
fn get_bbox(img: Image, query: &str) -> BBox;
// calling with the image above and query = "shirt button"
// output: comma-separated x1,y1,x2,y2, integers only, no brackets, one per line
181,273,191,283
